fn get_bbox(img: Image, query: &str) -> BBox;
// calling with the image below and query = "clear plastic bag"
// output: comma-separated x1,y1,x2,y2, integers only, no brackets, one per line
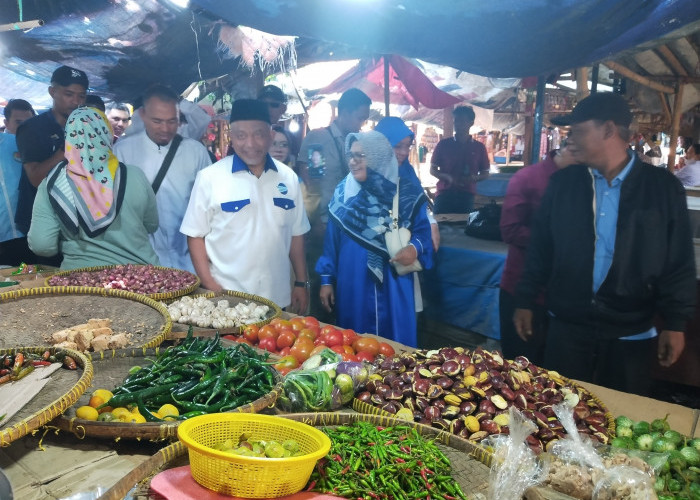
277,349,373,412
592,465,656,500
486,406,549,500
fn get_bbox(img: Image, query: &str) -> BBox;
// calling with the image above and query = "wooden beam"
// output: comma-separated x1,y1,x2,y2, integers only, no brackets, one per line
658,91,672,124
604,61,675,94
667,82,685,171
442,108,453,139
576,67,590,101
657,45,689,76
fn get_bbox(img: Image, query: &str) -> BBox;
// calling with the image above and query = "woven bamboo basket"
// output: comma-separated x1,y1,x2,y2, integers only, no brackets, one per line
97,411,492,500
52,348,282,441
166,289,282,337
0,346,91,446
0,286,171,349
352,375,616,448
45,264,200,301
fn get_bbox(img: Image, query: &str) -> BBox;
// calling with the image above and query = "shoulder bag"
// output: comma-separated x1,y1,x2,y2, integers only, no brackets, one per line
385,185,423,276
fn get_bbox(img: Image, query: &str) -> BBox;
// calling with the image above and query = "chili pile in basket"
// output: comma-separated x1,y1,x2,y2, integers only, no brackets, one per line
308,421,468,500
98,327,277,420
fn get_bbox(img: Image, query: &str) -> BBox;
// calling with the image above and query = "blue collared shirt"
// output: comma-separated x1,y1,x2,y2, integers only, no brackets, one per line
231,154,278,173
592,153,656,340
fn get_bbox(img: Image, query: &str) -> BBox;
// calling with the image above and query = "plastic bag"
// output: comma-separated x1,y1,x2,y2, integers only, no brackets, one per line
277,349,373,412
486,406,549,500
592,465,656,500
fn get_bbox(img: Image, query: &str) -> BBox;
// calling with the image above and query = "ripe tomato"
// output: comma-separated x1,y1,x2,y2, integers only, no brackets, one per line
242,324,259,343
298,328,317,342
325,329,343,347
378,342,395,357
258,324,278,341
330,345,346,355
228,336,252,346
289,317,306,332
355,350,375,363
258,337,277,353
341,328,358,346
341,352,359,362
276,330,296,350
320,325,337,338
290,338,314,363
270,318,291,329
352,337,380,356
303,316,320,329
278,346,291,357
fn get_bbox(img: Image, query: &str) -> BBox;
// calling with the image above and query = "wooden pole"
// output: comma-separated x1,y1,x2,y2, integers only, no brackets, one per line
658,91,672,125
667,81,685,170
506,133,512,165
442,108,453,139
576,67,590,101
657,45,689,76
384,56,391,117
591,65,599,93
604,61,675,94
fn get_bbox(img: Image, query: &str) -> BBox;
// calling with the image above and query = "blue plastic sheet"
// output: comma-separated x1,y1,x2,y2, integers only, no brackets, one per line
423,226,507,339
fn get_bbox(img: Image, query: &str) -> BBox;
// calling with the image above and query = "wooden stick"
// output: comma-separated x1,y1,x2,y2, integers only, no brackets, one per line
604,61,674,94
667,81,685,171
657,45,689,76
658,91,672,124
576,67,590,100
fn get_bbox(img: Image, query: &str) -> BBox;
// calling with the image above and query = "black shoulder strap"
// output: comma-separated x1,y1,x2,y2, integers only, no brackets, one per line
151,134,183,194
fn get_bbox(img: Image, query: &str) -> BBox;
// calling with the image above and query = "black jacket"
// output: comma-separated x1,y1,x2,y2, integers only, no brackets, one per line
515,158,696,338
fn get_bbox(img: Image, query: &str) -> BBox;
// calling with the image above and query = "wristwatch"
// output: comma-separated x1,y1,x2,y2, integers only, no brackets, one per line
294,280,311,289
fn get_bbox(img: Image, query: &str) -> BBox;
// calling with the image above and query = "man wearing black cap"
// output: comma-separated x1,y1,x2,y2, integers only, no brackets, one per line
257,85,287,124
513,92,695,396
14,65,88,265
180,99,310,313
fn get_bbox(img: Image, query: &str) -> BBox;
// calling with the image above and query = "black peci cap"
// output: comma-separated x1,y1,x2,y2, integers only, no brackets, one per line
551,92,632,128
229,99,271,124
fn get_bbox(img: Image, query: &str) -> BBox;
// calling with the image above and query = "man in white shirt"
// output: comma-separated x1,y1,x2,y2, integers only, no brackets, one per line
114,85,211,271
181,99,310,312
675,143,700,187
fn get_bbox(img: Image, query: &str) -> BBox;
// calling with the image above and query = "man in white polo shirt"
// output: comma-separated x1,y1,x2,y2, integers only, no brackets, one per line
180,99,310,313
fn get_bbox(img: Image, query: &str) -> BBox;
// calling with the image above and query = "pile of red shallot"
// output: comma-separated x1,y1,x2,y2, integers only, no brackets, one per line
358,347,610,453
48,264,198,295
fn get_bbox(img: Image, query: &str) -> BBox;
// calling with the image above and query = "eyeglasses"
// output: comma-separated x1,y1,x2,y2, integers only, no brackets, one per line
272,141,289,148
345,152,367,162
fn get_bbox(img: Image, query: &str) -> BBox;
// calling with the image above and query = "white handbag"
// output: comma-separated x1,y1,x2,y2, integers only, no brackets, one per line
385,187,423,276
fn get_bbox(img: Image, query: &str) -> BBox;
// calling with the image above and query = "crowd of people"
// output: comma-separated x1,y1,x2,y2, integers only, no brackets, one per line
0,65,696,395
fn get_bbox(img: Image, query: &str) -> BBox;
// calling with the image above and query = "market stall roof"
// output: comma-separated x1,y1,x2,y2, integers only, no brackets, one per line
190,0,700,77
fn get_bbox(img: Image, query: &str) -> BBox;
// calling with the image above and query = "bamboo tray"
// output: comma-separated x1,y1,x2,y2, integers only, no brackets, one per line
52,348,282,441
166,289,282,337
45,264,200,301
0,346,91,445
97,412,492,500
0,287,171,350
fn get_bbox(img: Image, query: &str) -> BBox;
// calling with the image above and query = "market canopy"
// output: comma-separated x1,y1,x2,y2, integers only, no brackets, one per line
190,0,700,77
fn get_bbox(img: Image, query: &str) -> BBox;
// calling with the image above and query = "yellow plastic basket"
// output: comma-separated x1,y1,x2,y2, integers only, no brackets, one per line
177,413,331,498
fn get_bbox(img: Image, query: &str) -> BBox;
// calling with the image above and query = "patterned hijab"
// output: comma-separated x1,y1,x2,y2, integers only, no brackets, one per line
47,107,126,237
328,131,399,283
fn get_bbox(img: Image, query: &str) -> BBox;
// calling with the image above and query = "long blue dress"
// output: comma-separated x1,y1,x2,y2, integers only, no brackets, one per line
316,174,433,347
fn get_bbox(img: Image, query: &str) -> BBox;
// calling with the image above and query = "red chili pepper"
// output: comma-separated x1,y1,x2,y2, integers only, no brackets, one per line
0,374,10,385
444,495,457,500
332,454,342,462
395,458,406,463
305,480,316,491
384,440,394,445
32,361,52,367
341,465,350,474
400,445,411,453
375,426,385,431
41,350,51,361
0,369,9,376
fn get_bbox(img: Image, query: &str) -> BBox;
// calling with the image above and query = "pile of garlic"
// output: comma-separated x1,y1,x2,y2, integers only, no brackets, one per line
165,296,270,329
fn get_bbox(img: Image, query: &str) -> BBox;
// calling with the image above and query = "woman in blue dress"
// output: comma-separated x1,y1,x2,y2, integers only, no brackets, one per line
316,130,433,347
